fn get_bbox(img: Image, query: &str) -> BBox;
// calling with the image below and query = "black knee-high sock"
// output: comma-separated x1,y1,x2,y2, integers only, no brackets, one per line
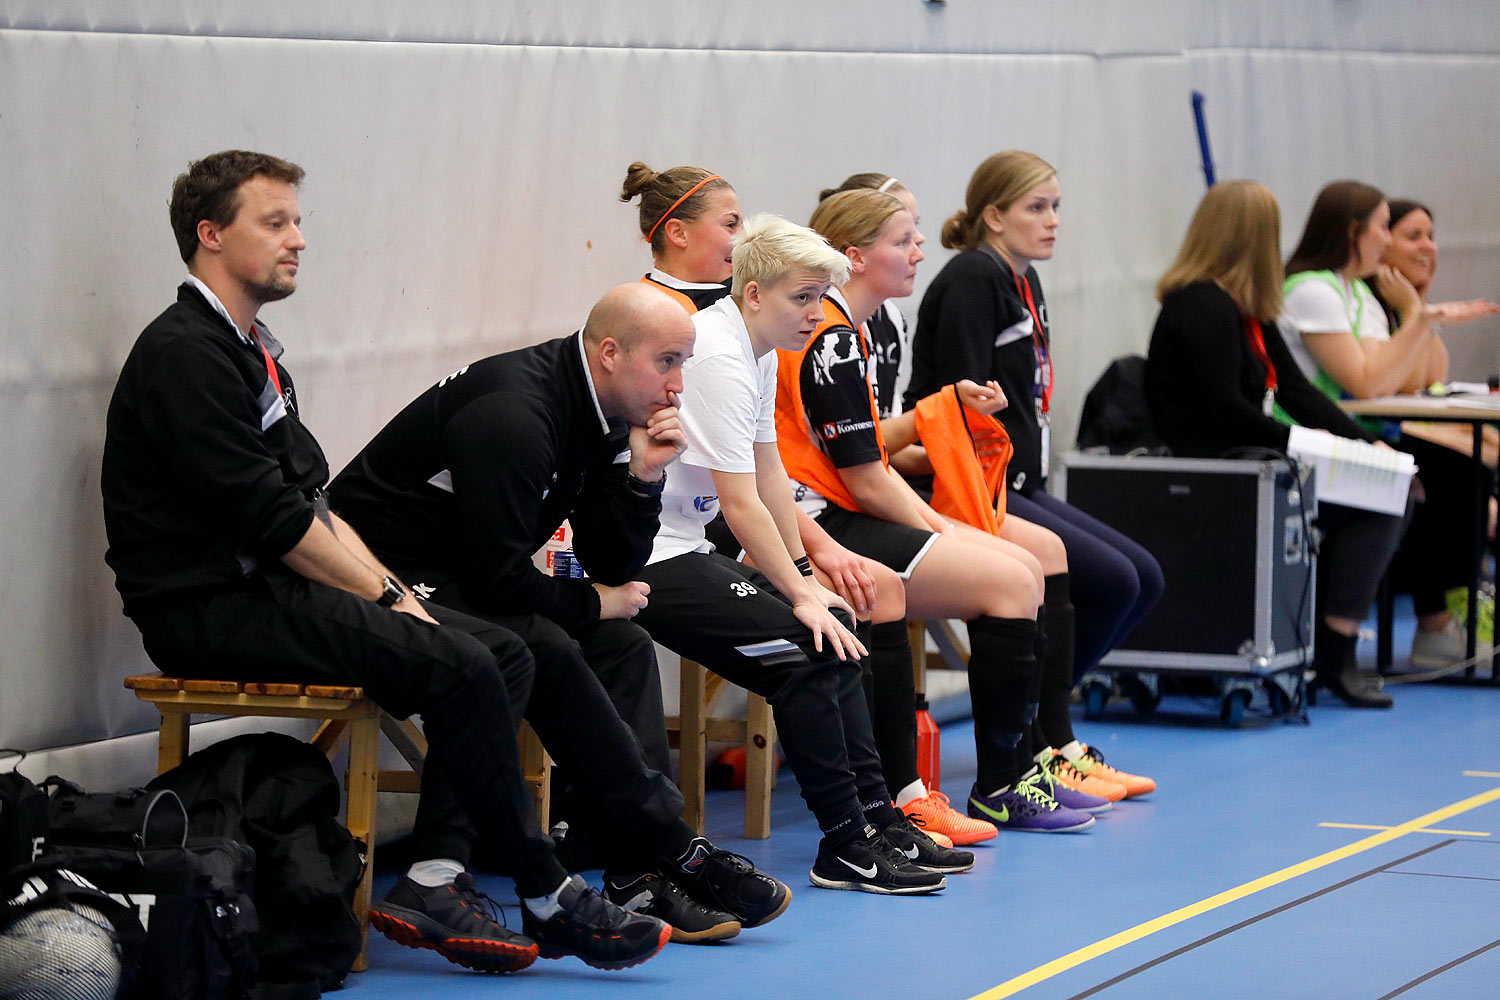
967,615,1039,792
868,620,920,796
1038,573,1078,749
1022,603,1048,769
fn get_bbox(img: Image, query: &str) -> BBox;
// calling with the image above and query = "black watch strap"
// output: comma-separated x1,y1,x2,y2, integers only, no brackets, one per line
625,471,666,498
375,575,406,608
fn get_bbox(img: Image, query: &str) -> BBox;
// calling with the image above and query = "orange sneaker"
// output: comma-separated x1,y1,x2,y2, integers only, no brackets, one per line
1073,745,1156,798
902,789,998,845
1044,750,1125,802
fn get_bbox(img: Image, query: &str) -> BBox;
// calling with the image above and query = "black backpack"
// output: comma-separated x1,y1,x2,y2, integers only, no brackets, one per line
148,733,364,996
0,750,49,874
1075,354,1170,456
42,781,259,1000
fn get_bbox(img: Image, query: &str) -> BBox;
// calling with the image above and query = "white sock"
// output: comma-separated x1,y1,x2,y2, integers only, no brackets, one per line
523,874,578,921
406,858,464,888
983,783,1012,797
894,779,926,808
1034,745,1056,765
1059,740,1086,762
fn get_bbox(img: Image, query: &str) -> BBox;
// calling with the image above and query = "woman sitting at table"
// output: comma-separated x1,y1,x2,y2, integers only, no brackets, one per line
1281,183,1500,668
1145,179,1407,708
1372,199,1500,667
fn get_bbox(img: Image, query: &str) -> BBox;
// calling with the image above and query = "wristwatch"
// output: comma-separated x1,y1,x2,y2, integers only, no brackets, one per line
375,575,407,608
625,470,666,498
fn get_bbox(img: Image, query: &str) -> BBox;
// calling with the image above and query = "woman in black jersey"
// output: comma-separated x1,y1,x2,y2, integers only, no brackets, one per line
909,151,1164,703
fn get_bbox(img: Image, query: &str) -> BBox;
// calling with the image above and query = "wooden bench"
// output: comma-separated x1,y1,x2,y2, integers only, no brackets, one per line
124,673,551,972
665,659,776,839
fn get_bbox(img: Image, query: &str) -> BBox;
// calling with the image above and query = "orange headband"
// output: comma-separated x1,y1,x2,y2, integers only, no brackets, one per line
645,174,722,244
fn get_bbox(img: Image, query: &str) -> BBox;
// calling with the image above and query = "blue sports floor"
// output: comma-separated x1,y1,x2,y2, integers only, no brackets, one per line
346,613,1500,999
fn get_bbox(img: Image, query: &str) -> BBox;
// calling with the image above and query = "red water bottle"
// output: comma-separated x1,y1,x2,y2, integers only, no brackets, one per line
915,695,940,792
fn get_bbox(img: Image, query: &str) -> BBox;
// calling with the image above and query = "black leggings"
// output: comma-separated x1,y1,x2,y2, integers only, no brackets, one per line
636,552,886,841
1390,435,1489,617
1006,489,1165,678
1315,499,1412,622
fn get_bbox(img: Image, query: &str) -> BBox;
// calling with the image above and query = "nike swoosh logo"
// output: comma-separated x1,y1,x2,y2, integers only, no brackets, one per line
901,844,919,860
839,857,878,879
970,798,1009,824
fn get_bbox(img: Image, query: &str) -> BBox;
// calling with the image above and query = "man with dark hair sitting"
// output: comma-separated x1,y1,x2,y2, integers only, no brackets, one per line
100,150,733,975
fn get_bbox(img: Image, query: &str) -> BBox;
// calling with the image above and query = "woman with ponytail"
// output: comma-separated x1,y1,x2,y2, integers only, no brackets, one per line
621,162,742,311
909,153,1163,764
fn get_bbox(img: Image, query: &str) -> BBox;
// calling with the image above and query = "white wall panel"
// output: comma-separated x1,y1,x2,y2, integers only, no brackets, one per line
2,5,1499,757
7,1,1500,57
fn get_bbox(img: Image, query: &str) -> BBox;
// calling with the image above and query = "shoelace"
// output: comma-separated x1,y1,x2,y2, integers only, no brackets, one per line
893,816,934,846
706,849,755,875
452,874,510,929
922,790,954,810
1050,756,1087,784
568,885,634,931
870,833,918,868
1014,772,1060,811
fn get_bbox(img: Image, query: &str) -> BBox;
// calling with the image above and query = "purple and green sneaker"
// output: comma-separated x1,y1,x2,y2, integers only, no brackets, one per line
966,773,1095,833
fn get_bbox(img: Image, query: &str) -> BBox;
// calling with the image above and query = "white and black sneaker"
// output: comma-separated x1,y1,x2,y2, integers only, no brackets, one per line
881,816,975,874
809,825,947,895
603,870,741,943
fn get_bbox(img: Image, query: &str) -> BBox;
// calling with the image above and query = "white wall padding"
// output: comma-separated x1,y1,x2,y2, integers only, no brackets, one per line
2,2,1499,752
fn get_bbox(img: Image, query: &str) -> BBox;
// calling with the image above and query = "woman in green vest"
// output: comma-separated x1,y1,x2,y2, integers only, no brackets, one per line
1281,182,1500,670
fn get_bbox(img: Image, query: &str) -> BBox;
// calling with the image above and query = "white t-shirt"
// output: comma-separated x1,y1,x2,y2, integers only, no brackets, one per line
649,295,778,564
1278,273,1390,385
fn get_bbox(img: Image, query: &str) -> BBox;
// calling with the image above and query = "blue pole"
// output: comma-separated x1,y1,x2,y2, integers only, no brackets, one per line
1191,90,1216,188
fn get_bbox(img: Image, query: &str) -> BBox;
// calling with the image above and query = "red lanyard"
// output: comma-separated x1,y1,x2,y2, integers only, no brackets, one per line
249,328,283,398
1243,316,1277,394
1013,269,1052,413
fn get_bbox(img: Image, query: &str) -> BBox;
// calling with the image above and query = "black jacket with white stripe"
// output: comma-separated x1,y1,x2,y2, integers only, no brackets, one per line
103,283,325,619
328,332,661,630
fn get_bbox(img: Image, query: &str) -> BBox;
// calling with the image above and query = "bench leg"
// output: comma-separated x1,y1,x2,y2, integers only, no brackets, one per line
157,712,190,774
518,722,552,829
744,694,775,839
678,660,708,835
345,715,379,973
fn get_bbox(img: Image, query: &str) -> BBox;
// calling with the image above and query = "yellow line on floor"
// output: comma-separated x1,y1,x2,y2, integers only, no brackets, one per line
965,784,1500,1000
1464,771,1500,778
1318,822,1490,837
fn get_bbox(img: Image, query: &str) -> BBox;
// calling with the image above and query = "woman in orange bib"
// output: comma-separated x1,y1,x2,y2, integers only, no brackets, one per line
777,188,1105,834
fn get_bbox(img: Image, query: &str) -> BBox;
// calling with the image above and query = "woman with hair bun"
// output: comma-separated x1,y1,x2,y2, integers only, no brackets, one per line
620,162,742,311
909,152,1163,763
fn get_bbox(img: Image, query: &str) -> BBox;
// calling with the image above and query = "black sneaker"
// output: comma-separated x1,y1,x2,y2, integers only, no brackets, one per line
370,873,538,973
809,825,947,895
603,869,741,943
881,816,975,874
668,838,792,928
521,874,672,970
